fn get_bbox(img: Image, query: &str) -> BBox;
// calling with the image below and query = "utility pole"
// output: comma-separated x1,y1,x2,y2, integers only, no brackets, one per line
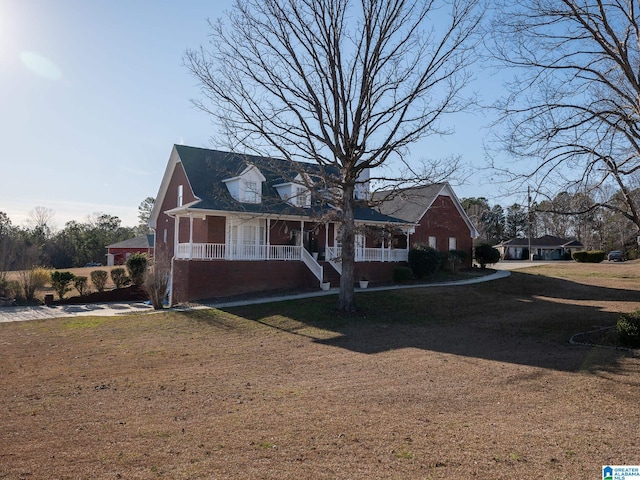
528,186,532,261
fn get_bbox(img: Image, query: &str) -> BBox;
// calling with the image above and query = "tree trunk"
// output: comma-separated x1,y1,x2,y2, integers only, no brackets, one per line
337,183,356,313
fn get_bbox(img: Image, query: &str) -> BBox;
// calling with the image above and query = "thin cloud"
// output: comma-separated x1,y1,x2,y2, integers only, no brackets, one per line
20,51,63,80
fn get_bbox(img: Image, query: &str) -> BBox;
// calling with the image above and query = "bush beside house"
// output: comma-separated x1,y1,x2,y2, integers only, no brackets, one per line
572,250,606,263
474,244,500,268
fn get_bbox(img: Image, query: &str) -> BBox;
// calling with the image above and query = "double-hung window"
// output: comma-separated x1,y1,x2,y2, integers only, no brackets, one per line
295,186,308,207
244,181,259,203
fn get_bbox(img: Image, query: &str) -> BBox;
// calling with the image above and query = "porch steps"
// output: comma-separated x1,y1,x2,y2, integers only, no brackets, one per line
319,261,341,287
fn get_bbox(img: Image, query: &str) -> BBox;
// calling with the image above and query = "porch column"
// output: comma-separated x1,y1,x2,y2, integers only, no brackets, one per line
325,223,329,249
301,220,305,256
226,217,232,260
381,237,385,262
267,218,271,260
406,230,410,257
188,213,194,260
174,215,180,258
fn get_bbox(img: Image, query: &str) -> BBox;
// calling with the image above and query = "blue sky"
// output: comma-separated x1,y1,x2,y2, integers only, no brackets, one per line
0,0,501,229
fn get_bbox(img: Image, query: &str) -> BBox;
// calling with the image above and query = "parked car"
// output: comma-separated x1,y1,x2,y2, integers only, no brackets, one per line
607,250,625,262
84,262,102,267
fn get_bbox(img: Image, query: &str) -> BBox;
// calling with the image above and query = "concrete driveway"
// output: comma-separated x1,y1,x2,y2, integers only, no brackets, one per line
490,260,553,270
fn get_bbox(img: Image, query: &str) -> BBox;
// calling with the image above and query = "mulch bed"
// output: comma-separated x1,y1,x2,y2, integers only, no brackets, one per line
51,285,149,305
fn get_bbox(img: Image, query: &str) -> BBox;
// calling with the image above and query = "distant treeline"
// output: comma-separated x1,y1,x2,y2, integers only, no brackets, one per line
0,198,154,270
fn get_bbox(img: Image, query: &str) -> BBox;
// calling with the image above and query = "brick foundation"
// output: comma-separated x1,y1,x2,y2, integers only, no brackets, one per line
171,260,319,303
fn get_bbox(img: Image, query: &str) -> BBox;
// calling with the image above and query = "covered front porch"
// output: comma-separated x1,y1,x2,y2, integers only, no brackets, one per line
175,243,409,263
168,211,413,303
173,213,411,264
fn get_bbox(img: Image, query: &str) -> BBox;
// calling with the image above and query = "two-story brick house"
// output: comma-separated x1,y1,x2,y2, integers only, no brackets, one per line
149,145,477,304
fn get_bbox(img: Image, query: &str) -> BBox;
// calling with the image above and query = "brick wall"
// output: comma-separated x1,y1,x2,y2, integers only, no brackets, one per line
412,195,474,267
171,260,319,303
155,162,195,257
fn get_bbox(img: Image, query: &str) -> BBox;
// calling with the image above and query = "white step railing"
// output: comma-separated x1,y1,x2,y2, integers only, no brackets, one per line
325,246,342,275
301,248,323,282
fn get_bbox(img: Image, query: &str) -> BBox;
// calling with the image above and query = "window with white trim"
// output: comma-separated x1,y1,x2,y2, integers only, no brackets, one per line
448,237,457,250
243,225,257,245
243,180,259,203
428,236,436,249
295,186,309,207
177,185,183,207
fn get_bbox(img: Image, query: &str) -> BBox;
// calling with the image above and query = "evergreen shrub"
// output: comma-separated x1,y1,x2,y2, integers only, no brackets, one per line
572,250,605,263
474,244,500,268
393,266,414,283
617,310,640,348
110,268,130,288
126,253,148,286
91,270,108,292
408,244,441,278
50,271,76,300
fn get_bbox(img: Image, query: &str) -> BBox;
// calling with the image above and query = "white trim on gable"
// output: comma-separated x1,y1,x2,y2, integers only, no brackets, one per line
443,184,480,238
149,145,201,229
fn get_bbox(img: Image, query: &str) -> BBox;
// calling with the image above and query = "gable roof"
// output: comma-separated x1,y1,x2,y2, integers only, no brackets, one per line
151,145,411,226
372,183,479,236
496,235,584,248
107,234,154,250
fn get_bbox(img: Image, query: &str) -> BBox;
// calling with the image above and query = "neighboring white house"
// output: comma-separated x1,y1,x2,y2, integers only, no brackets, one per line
494,235,584,260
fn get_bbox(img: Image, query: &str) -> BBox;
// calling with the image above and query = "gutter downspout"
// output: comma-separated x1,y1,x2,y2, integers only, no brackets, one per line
164,211,178,308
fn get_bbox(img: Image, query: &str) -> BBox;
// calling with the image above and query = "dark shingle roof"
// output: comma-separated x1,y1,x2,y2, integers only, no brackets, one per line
371,184,444,223
174,145,409,224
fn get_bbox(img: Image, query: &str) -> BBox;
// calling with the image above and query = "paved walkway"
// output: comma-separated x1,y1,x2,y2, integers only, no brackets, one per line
0,270,511,323
0,302,155,323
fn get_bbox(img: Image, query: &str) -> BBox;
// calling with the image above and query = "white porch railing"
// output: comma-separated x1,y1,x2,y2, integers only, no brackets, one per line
325,246,408,265
176,243,408,263
176,243,301,261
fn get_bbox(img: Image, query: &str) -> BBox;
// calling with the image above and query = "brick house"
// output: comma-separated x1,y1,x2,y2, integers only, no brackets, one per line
106,234,154,266
373,184,479,267
149,145,477,304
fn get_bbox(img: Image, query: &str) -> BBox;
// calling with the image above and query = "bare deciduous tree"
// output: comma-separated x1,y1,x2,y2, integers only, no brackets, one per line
186,0,483,311
27,206,55,235
488,0,640,236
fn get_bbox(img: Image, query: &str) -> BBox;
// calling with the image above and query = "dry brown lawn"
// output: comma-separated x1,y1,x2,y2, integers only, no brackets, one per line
1,261,640,479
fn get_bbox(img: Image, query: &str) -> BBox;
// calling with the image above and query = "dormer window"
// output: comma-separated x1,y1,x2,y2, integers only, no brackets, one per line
223,164,265,204
295,186,309,207
243,180,259,203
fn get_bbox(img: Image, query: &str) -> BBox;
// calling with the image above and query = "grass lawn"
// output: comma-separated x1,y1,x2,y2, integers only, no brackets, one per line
1,261,639,478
